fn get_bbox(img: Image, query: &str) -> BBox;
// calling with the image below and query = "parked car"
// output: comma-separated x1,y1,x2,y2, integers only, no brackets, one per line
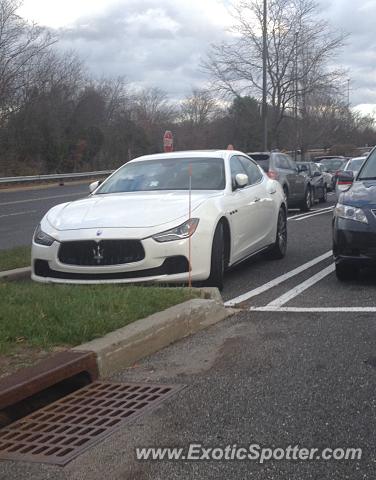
333,146,376,280
247,151,311,210
317,157,347,189
32,150,287,290
336,156,366,196
316,163,333,191
296,162,327,203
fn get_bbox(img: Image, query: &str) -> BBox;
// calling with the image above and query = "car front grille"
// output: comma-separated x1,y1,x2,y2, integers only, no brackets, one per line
34,257,189,279
58,240,145,266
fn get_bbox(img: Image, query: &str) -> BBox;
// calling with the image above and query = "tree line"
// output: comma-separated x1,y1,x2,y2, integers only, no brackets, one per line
0,0,375,176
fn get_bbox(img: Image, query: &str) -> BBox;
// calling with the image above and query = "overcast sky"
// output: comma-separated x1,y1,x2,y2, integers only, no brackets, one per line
19,0,376,116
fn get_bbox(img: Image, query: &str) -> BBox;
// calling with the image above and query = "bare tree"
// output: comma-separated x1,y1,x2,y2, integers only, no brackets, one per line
204,0,346,146
0,0,56,123
180,88,218,126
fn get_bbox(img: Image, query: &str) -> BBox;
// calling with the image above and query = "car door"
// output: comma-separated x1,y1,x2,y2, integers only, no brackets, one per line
238,155,275,250
285,154,305,200
227,156,265,262
310,163,324,199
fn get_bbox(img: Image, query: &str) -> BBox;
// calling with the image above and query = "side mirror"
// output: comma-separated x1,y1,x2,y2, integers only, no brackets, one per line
89,180,101,193
235,173,248,189
337,170,354,190
313,171,321,177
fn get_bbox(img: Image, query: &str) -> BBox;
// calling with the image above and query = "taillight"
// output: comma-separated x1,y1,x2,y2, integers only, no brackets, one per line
267,170,277,180
337,180,352,185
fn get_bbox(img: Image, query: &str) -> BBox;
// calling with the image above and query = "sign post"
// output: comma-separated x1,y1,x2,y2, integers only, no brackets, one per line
163,131,173,152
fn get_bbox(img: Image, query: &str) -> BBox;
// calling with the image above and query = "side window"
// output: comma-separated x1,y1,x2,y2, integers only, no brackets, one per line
277,155,289,169
239,157,263,185
286,156,297,171
230,156,247,188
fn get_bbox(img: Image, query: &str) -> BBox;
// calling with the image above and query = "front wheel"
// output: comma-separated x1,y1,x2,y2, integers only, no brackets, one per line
335,262,357,281
266,207,287,260
300,187,312,212
319,185,327,203
205,223,225,290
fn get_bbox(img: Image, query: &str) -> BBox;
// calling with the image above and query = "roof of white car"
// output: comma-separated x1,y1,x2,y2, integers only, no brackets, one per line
130,150,245,162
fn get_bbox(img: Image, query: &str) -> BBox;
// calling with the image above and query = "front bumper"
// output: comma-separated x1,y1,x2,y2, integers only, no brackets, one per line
32,230,212,284
333,216,376,266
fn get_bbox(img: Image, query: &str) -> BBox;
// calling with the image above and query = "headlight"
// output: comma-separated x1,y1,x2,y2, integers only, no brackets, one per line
152,218,199,242
335,203,368,224
34,224,57,246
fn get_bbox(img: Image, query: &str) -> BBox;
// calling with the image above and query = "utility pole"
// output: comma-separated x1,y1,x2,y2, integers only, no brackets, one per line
262,0,268,151
294,31,299,162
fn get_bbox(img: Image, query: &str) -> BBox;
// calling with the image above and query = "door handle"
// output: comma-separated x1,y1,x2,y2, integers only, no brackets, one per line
254,197,260,202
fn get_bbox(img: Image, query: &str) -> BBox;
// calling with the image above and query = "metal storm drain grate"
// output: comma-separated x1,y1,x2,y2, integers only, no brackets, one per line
0,381,183,466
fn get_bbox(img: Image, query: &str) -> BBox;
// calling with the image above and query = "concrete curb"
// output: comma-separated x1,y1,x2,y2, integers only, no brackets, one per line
73,295,233,378
0,267,30,281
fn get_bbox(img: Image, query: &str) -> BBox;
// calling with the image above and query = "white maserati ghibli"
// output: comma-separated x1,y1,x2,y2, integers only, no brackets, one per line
32,150,287,290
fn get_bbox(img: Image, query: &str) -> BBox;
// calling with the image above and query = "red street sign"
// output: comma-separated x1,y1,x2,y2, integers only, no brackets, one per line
163,130,173,152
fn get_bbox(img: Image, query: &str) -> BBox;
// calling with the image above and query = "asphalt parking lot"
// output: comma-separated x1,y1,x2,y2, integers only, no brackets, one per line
1,187,376,479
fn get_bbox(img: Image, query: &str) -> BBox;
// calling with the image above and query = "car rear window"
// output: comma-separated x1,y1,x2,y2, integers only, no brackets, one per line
248,154,270,172
320,159,346,170
346,159,364,171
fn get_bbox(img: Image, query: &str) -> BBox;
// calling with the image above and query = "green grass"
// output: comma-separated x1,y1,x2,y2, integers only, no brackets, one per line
0,246,30,271
0,283,199,354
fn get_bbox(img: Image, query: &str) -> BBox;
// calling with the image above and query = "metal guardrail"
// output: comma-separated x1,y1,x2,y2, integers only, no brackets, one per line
0,170,114,185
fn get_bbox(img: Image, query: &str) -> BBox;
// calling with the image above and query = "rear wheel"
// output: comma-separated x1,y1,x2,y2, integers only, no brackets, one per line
335,262,357,281
319,185,327,203
300,186,312,212
266,207,287,260
205,223,225,291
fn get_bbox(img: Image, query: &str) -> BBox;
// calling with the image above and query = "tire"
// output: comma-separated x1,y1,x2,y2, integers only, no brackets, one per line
300,186,312,212
266,207,287,260
335,262,357,281
283,185,289,208
319,185,327,203
205,222,225,291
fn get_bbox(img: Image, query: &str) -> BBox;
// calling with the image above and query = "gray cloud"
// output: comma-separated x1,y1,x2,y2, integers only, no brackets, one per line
318,0,376,107
56,0,376,107
57,0,230,98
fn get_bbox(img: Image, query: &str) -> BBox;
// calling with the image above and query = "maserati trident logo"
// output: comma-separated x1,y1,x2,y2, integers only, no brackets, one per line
92,244,104,264
96,229,103,237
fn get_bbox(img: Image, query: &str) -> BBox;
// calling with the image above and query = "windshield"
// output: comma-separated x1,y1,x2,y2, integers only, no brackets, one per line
248,153,270,172
345,158,364,172
358,150,376,180
95,157,226,193
319,158,345,171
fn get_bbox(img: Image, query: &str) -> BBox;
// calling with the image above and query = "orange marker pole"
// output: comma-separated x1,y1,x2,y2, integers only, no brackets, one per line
188,164,192,288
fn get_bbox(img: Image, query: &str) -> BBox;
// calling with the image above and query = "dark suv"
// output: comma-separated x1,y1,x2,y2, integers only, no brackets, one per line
248,151,311,211
333,147,376,280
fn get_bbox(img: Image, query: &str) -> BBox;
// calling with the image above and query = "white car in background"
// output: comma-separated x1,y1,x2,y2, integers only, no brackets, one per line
336,156,366,196
32,150,287,290
316,163,334,191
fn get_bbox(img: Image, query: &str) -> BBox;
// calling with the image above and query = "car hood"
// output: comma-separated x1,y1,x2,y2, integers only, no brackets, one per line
340,180,376,208
46,191,221,230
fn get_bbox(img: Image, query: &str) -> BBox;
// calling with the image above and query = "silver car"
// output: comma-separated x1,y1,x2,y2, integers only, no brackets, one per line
336,156,366,196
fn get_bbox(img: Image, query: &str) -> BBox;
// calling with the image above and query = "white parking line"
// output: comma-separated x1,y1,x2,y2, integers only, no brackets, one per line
288,206,334,222
265,264,335,308
249,306,376,312
0,192,84,207
224,250,332,306
0,210,37,218
291,207,334,222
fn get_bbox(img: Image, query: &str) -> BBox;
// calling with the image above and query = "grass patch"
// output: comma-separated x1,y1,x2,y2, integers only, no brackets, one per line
0,246,30,271
0,282,199,354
